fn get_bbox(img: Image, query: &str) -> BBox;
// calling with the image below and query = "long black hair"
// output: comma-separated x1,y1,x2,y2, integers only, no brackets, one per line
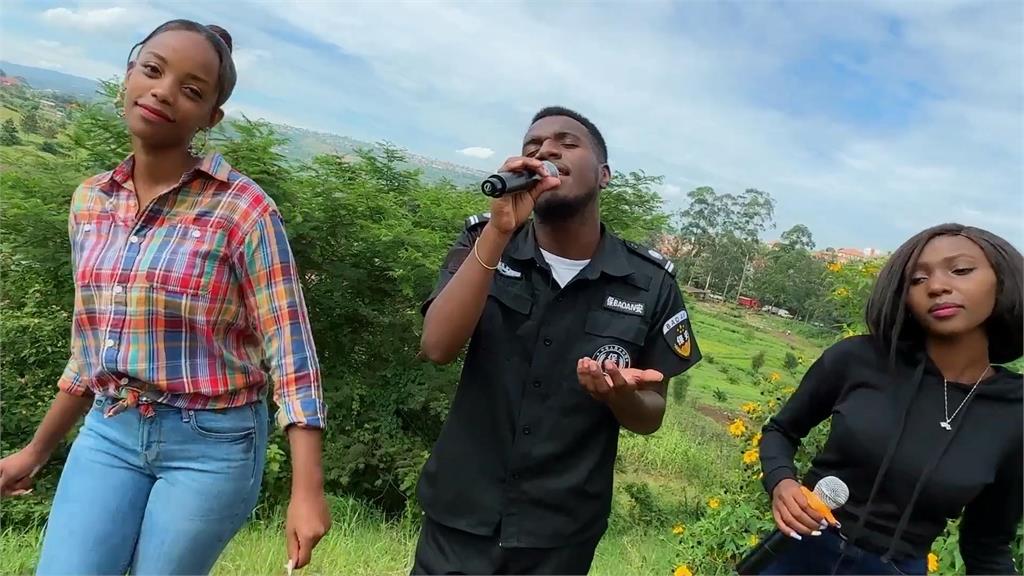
866,223,1023,365
127,19,236,109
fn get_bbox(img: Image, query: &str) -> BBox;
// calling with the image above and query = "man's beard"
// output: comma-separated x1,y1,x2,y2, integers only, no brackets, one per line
534,186,598,223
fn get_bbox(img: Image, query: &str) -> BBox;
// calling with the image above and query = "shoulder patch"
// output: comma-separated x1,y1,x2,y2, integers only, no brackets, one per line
464,212,492,229
625,241,676,276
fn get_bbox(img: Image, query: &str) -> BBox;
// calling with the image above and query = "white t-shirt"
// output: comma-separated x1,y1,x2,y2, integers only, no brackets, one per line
540,248,590,288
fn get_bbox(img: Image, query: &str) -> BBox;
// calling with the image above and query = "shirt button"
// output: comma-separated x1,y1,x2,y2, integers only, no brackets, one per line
543,338,552,347
556,295,564,303
190,229,201,238
120,377,129,385
532,380,541,389
129,235,140,244
113,285,124,294
105,339,116,348
522,426,531,436
83,224,93,232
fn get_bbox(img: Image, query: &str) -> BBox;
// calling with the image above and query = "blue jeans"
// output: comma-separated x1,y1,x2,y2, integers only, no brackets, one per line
36,396,268,575
759,529,927,575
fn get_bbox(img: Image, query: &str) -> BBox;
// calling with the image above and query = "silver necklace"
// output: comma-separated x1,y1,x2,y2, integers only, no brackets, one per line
941,366,990,430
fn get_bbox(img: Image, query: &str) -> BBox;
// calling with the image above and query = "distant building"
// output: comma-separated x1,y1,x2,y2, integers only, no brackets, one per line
812,246,886,263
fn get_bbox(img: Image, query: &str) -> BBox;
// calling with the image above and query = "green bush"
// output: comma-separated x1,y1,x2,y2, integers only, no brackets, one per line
751,351,765,373
783,351,799,372
672,373,691,404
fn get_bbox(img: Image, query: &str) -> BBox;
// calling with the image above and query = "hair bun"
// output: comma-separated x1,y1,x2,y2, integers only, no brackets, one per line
206,24,233,52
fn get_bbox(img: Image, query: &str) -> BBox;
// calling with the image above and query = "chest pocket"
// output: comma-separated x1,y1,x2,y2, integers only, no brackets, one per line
582,310,649,368
144,223,229,297
474,279,533,354
72,213,115,286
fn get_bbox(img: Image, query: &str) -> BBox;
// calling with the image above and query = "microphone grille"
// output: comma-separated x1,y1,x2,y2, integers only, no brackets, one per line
813,476,849,510
541,160,559,177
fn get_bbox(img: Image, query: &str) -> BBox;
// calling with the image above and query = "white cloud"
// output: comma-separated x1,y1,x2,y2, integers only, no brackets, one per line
18,0,1016,249
457,146,495,159
42,7,133,31
232,48,270,73
0,37,120,80
655,183,683,199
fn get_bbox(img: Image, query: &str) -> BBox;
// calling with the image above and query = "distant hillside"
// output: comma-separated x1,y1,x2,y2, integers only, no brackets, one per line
0,61,101,101
258,122,487,187
1,61,486,187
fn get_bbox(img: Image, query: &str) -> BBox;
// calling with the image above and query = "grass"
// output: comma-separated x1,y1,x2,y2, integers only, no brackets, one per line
0,302,832,575
685,301,827,407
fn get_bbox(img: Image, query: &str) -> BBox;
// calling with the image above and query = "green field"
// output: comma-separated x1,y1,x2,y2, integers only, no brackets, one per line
0,301,830,575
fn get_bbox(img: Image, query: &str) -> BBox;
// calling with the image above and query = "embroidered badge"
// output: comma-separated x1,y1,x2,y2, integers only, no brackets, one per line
497,261,522,278
604,295,645,316
662,309,692,359
593,344,631,369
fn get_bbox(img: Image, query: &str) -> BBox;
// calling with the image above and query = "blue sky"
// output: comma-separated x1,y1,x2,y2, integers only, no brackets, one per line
1,0,1021,250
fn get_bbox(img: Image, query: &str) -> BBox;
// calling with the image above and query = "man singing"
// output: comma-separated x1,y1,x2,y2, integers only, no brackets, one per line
414,107,702,574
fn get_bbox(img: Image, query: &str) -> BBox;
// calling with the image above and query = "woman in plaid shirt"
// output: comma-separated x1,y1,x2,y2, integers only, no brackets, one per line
0,20,329,575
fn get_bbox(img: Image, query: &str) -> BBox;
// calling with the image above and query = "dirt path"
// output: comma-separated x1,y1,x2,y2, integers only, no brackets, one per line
696,403,734,424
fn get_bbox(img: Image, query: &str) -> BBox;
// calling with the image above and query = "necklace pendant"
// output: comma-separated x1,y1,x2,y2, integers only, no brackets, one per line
940,421,952,430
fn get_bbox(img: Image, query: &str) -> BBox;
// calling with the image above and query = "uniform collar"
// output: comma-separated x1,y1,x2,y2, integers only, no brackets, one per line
506,221,633,278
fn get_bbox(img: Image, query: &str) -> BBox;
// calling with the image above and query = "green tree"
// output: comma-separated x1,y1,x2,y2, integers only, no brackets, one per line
212,116,294,208
599,170,670,243
676,187,776,296
66,78,131,172
780,224,815,251
1,118,21,146
19,105,41,135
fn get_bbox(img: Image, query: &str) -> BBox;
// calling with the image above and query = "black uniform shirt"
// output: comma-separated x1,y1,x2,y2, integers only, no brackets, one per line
419,215,702,548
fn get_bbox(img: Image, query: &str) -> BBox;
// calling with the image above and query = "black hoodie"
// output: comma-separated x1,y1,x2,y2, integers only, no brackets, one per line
760,335,1022,574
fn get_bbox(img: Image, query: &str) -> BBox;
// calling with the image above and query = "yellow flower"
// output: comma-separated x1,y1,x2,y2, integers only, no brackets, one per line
674,566,693,576
672,523,685,535
927,553,939,573
769,372,781,383
728,419,747,438
748,534,760,546
741,402,760,416
783,386,796,395
767,399,778,411
826,262,843,273
742,448,759,465
842,326,857,338
750,432,762,447
833,287,850,298
708,497,721,509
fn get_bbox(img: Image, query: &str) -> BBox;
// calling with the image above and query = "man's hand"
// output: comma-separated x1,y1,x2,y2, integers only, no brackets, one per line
576,357,664,402
487,157,561,235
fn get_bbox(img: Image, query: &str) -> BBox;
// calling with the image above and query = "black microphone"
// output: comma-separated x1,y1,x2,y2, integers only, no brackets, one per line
480,160,558,198
736,476,850,575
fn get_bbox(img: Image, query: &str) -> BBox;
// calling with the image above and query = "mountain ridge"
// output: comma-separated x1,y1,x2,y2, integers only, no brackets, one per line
1,60,487,187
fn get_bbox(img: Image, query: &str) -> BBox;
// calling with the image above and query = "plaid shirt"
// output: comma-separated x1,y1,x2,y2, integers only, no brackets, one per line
59,152,325,429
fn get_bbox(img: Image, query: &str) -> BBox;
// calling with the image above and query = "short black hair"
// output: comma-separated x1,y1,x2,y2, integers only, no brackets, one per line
127,20,236,109
531,106,608,163
866,223,1023,365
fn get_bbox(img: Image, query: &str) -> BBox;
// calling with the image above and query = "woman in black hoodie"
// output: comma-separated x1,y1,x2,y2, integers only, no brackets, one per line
757,223,1022,575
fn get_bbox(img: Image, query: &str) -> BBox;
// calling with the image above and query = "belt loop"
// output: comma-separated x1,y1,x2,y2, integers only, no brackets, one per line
181,408,191,423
